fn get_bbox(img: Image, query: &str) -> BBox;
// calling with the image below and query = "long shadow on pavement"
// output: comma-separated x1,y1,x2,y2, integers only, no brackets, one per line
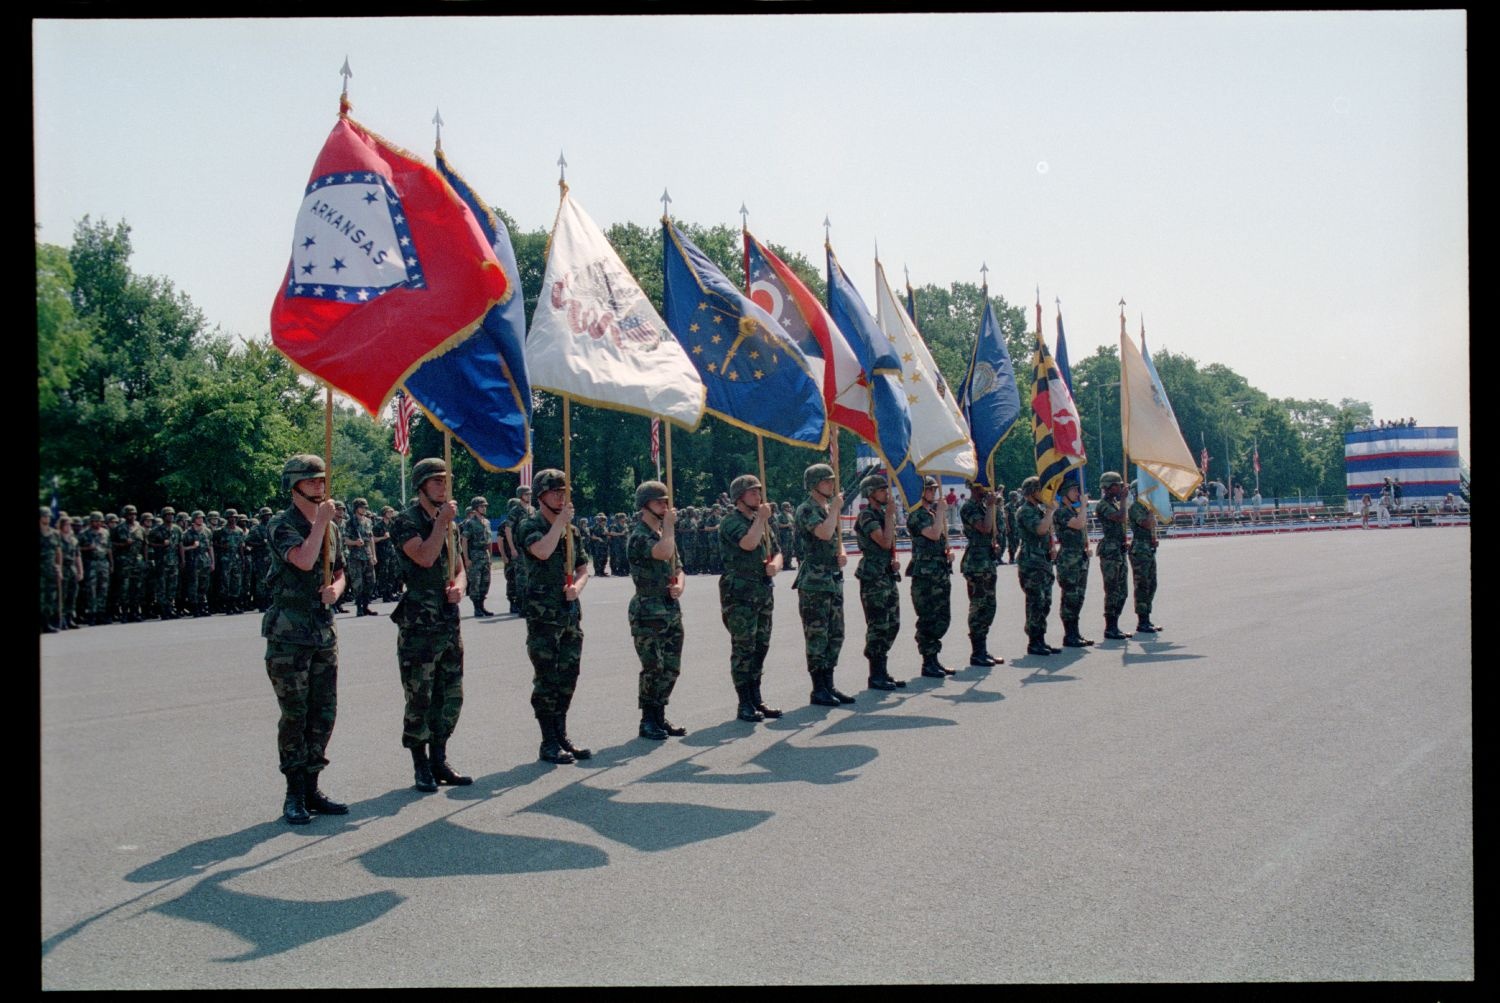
635,739,877,787
358,814,609,877
521,783,772,852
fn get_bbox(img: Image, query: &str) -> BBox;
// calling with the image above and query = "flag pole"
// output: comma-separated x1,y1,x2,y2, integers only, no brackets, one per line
400,452,407,507
1119,298,1128,478
740,202,770,492
444,431,458,581
323,385,333,587
665,423,674,506
563,396,574,586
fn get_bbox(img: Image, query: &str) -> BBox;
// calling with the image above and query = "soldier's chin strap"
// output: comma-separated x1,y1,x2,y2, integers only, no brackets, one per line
293,484,324,505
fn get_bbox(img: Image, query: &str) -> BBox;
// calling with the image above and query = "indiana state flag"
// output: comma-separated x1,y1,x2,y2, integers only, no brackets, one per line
662,222,826,449
959,296,1022,489
395,148,531,472
270,115,508,416
826,246,921,505
1030,328,1087,504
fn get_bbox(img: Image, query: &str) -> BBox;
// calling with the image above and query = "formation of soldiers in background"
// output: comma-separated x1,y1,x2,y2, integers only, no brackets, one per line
39,478,1063,636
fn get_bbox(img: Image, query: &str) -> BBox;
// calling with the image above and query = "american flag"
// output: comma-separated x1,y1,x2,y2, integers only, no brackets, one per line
1253,441,1261,475
392,390,417,455
519,458,533,493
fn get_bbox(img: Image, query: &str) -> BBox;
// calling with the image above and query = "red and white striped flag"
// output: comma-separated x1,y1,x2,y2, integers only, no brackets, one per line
519,458,533,492
1253,441,1261,475
650,417,661,473
392,390,417,455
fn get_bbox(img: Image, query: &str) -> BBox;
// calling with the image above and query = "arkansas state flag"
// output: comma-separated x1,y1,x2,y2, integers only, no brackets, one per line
270,116,508,416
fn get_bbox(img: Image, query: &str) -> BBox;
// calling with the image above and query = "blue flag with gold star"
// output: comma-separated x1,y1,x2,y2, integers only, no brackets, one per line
662,222,827,448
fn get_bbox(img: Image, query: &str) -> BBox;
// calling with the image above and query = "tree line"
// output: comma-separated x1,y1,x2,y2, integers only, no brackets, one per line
38,215,1371,518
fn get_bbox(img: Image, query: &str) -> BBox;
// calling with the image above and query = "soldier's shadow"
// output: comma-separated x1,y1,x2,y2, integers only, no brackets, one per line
635,738,877,787
521,783,772,852
358,813,609,877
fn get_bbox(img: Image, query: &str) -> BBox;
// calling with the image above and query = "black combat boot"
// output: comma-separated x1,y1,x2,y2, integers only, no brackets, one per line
751,680,782,719
555,712,592,761
809,670,841,707
429,743,473,785
1103,616,1132,640
304,772,349,814
538,715,575,764
969,634,1001,666
828,670,856,704
1026,634,1054,656
920,653,947,678
1135,618,1160,634
1062,619,1095,647
282,770,312,825
411,745,438,792
41,614,58,635
659,705,687,737
868,654,897,691
639,703,668,741
736,684,765,722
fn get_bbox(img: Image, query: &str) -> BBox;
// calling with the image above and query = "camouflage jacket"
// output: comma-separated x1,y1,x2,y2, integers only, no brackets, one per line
390,502,460,631
906,504,950,578
59,531,81,581
1129,500,1157,555
1016,501,1053,570
111,521,147,563
854,505,899,582
1095,497,1128,556
519,512,588,622
461,513,491,561
261,505,342,647
181,527,214,567
719,507,777,603
1056,499,1089,572
627,516,676,599
791,496,842,593
78,526,110,565
345,513,373,563
959,496,999,575
40,528,62,583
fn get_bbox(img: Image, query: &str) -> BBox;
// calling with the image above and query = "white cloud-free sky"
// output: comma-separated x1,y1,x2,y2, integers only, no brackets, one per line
33,12,1468,457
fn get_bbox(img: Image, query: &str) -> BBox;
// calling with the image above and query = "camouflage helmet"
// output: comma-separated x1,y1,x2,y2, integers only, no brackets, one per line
1100,471,1125,489
613,512,626,521
412,457,448,491
160,506,175,517
88,511,104,522
39,506,51,520
517,484,532,497
106,513,118,522
635,480,669,509
922,475,941,491
207,510,220,519
595,512,606,521
351,498,368,511
1020,476,1042,497
191,509,205,520
333,500,345,510
123,504,138,515
141,511,155,522
469,496,488,509
860,473,889,498
804,463,836,492
532,468,567,495
259,507,273,517
729,474,762,502
281,453,326,492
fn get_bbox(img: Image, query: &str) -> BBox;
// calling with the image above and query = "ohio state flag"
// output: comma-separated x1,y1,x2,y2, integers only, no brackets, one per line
271,116,508,415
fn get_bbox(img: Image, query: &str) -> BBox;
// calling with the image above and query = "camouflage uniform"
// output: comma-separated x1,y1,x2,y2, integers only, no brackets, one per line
959,492,1002,663
181,519,214,614
1055,492,1091,639
906,502,953,660
40,519,62,632
58,521,82,627
110,514,148,620
674,508,694,575
1016,498,1055,644
262,504,344,778
390,501,465,750
79,518,112,623
519,510,589,719
793,483,849,703
627,513,682,710
374,509,400,602
1095,495,1130,623
608,514,630,577
1004,493,1021,563
776,505,796,570
245,510,272,611
503,495,531,606
590,514,610,576
1128,499,1159,625
701,509,722,574
854,504,901,663
214,516,247,613
462,506,492,614
148,514,182,617
718,505,778,690
344,504,375,614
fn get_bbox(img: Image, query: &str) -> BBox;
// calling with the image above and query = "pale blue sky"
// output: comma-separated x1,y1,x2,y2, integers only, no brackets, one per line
33,12,1468,456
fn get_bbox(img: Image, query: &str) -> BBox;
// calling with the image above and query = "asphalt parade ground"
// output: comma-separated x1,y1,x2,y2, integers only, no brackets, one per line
39,526,1472,987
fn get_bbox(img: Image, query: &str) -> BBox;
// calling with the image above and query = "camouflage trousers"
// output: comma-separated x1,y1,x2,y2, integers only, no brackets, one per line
1098,551,1129,619
591,543,608,576
348,559,373,607
503,556,520,603
143,562,160,613
41,570,59,622
1056,552,1089,624
182,562,210,608
397,626,464,748
466,554,490,604
720,590,773,688
797,589,845,675
964,569,997,637
116,558,145,613
859,574,901,660
1018,563,1054,639
62,572,79,622
156,562,179,614
377,553,399,599
630,595,683,707
526,608,583,717
220,559,244,606
1129,550,1158,618
85,559,110,616
265,639,338,775
910,572,952,656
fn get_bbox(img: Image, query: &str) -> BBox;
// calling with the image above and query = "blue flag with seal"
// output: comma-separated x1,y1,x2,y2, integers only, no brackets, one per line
662,221,826,448
826,246,922,505
959,295,1022,489
399,148,532,472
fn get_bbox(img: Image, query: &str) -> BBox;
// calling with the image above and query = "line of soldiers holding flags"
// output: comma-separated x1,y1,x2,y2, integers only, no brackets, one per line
236,450,1163,826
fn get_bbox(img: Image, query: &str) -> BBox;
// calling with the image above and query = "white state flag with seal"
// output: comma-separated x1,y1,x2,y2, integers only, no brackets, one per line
873,259,977,477
527,193,706,428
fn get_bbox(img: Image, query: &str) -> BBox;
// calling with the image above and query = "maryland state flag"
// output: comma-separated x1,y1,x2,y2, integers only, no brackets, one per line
1030,327,1086,504
270,116,508,416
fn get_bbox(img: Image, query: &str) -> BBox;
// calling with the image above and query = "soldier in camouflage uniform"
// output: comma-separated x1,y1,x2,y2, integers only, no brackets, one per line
628,481,688,741
262,453,349,825
793,464,854,707
1055,480,1095,647
461,496,494,617
700,506,720,576
502,487,531,615
1128,485,1162,634
148,507,181,618
345,498,376,616
140,511,160,617
110,504,148,622
181,511,214,616
719,474,784,723
375,506,399,603
607,512,629,577
776,502,796,570
674,506,694,575
79,512,111,626
590,513,610,577
245,508,273,612
1016,476,1061,656
907,476,956,678
1005,490,1021,563
519,468,594,765
221,509,249,614
328,502,349,614
390,458,473,792
104,512,121,621
41,507,62,634
959,481,1005,667
58,514,82,629
854,475,907,690
992,483,1010,564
